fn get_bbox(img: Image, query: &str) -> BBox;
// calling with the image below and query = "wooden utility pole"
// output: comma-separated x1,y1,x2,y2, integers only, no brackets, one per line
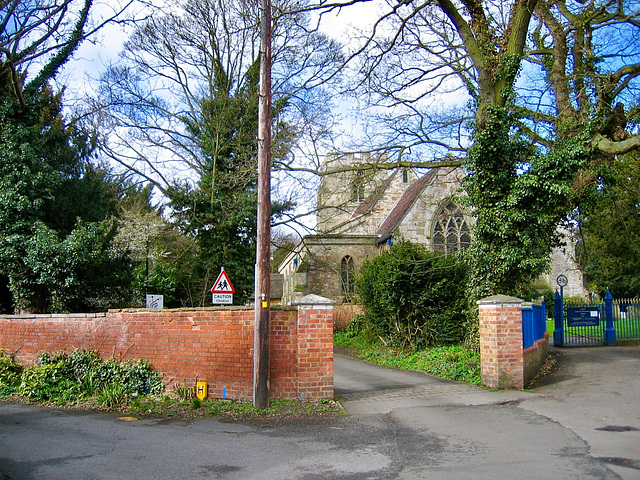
254,0,272,410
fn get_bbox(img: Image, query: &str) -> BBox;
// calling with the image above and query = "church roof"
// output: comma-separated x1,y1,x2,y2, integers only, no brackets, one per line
375,170,437,242
351,170,398,218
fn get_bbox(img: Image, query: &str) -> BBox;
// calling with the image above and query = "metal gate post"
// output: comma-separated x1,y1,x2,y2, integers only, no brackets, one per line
553,289,564,347
604,289,616,346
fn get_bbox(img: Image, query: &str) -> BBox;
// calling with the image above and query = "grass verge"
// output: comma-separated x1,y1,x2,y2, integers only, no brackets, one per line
0,392,344,421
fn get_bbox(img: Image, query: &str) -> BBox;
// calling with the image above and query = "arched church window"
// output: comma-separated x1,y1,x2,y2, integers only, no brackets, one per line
432,203,471,255
351,169,365,202
341,256,355,294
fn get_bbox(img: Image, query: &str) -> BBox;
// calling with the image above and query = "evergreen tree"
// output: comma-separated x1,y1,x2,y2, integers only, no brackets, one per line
169,59,292,304
0,85,133,312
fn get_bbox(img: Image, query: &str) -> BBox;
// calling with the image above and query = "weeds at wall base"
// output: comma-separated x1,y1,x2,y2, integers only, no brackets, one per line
0,349,343,420
0,394,344,421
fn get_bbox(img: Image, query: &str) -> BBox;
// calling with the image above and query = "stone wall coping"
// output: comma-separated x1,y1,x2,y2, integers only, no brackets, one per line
0,312,107,319
477,294,524,306
292,294,335,307
106,305,296,313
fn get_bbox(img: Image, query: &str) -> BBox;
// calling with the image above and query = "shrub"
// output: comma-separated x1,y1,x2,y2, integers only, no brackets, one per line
122,359,164,396
17,362,80,402
14,349,164,404
356,241,470,349
0,350,23,395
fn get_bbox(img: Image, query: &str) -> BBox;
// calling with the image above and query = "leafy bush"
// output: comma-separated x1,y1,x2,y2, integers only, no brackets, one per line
17,363,80,402
0,350,23,395
356,241,470,349
12,349,164,404
123,359,165,396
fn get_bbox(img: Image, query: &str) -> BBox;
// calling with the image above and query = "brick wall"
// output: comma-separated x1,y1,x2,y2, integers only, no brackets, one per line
0,305,333,401
478,296,525,389
478,295,549,389
297,304,334,399
523,333,549,386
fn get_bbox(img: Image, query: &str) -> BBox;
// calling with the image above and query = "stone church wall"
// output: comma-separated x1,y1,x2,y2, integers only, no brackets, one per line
317,152,388,234
304,235,379,302
281,155,588,304
397,168,466,246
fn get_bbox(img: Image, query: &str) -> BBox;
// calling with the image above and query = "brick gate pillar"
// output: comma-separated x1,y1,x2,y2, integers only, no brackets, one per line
292,294,335,400
477,295,524,389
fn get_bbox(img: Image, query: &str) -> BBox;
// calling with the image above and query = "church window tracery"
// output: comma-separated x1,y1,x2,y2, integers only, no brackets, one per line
341,256,355,294
351,169,365,202
432,202,471,255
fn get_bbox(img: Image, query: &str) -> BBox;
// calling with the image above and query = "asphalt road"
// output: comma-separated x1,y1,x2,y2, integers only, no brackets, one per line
1,346,638,480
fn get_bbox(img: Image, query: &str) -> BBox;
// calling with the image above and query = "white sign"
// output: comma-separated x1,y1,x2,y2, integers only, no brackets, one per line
212,293,233,305
146,295,163,309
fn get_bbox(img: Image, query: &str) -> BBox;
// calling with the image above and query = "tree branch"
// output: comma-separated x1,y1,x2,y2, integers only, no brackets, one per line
593,134,640,155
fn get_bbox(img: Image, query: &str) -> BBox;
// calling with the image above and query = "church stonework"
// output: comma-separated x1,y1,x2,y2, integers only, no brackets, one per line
278,153,587,304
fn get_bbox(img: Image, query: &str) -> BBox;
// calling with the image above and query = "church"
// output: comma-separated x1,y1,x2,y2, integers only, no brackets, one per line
277,152,587,304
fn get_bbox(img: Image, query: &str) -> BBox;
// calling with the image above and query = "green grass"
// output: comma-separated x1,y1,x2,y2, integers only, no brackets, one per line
547,317,640,340
123,396,343,420
334,332,481,385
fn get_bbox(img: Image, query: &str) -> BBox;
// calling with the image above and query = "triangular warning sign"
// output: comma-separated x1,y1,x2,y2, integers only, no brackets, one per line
211,269,235,293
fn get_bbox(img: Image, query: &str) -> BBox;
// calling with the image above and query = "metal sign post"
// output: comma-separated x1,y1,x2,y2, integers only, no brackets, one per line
553,275,568,347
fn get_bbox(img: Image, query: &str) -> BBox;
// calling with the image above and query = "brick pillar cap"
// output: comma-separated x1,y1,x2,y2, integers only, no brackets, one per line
477,294,523,305
292,294,335,307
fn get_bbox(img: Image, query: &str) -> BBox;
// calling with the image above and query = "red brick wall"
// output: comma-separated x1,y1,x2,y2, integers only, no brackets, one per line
523,333,549,386
298,305,334,399
478,296,525,389
0,307,333,401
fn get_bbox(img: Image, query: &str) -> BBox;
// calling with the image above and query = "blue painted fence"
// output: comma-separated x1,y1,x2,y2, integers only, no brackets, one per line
522,301,547,349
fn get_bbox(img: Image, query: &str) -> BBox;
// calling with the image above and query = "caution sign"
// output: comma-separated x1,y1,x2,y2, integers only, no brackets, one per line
211,268,235,305
211,268,235,293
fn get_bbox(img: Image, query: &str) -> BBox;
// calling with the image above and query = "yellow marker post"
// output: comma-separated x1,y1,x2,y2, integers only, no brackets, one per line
196,381,208,401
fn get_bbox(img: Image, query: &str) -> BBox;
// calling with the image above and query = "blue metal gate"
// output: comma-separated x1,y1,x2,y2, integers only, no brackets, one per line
553,290,615,347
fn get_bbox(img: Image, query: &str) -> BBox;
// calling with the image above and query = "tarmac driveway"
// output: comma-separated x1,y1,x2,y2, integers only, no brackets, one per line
0,346,638,479
518,347,640,477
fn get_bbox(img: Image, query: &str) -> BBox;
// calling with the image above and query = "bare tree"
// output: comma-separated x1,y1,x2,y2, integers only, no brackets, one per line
522,0,640,154
90,0,344,211
331,0,639,165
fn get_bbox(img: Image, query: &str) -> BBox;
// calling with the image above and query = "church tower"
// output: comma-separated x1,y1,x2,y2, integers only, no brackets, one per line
316,152,388,234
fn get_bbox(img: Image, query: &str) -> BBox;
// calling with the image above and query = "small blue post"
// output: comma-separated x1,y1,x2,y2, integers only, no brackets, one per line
223,387,227,399
604,289,616,346
553,289,564,347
